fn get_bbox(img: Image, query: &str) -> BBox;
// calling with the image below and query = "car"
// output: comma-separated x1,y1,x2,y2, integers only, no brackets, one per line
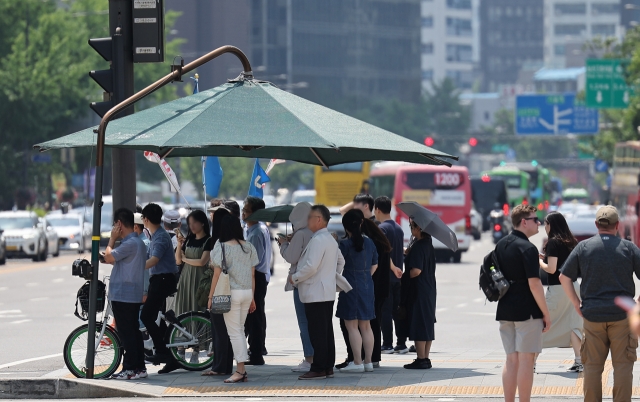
470,208,483,240
564,206,603,242
291,190,316,204
39,218,60,257
0,211,50,261
46,213,91,253
0,229,6,265
327,207,345,240
557,202,592,220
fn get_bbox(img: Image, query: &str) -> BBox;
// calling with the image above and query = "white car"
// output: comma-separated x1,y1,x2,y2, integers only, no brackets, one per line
470,209,482,240
39,218,60,258
0,211,51,261
46,213,91,253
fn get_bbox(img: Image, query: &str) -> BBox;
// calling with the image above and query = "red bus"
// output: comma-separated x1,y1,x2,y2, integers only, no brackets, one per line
610,141,640,244
369,162,472,263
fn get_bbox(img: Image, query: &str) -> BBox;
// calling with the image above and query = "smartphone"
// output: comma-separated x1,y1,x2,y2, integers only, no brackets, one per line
99,252,106,263
615,296,637,312
173,228,184,239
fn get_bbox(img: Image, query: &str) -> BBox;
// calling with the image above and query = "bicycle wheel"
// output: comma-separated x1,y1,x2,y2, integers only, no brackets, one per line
165,311,213,371
63,323,122,379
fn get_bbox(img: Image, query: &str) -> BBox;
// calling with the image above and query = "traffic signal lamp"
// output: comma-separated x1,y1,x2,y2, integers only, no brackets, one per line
424,137,435,147
89,37,115,118
468,137,478,147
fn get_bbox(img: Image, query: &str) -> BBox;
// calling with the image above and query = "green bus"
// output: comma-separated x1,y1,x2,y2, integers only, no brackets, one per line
481,167,530,208
504,162,552,219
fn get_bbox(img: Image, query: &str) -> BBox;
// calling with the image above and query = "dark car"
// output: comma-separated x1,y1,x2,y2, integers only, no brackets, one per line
471,177,509,231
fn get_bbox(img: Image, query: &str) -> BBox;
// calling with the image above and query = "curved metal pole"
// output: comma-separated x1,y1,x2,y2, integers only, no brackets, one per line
85,45,252,378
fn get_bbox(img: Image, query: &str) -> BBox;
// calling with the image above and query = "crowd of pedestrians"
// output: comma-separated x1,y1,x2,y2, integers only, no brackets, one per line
102,194,640,400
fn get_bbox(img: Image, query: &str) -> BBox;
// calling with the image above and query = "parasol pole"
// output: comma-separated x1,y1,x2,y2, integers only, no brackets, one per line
84,46,252,379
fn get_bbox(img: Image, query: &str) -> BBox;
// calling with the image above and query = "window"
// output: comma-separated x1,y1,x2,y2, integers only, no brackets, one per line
421,16,433,27
554,24,586,36
446,0,471,10
422,43,434,54
592,24,616,36
446,44,473,62
592,3,618,14
554,3,586,15
446,17,472,36
554,44,565,55
446,69,473,88
422,69,434,81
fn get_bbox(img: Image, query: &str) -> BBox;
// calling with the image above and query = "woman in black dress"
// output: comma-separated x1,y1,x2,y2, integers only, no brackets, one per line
403,218,436,370
202,207,234,377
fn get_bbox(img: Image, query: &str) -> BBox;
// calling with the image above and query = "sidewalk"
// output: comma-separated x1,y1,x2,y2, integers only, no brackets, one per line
39,348,631,398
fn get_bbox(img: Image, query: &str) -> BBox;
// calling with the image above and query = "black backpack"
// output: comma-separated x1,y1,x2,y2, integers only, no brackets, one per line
479,249,511,302
74,280,106,321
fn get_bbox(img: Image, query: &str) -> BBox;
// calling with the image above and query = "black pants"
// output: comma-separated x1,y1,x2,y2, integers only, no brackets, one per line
210,312,233,374
381,282,407,347
305,300,335,372
111,301,145,371
245,271,268,361
340,296,386,363
140,273,177,354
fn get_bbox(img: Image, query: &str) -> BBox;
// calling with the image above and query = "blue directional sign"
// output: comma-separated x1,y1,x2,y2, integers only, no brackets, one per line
515,93,599,136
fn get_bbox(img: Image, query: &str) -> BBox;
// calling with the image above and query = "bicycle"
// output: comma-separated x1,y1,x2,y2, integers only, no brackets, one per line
63,276,214,379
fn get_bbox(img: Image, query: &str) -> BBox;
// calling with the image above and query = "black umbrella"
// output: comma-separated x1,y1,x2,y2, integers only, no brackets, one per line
397,201,458,252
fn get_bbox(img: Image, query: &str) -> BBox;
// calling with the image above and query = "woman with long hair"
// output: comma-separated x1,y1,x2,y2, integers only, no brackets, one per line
336,209,379,373
208,215,258,383
539,211,583,372
175,210,213,315
402,218,436,370
202,207,234,377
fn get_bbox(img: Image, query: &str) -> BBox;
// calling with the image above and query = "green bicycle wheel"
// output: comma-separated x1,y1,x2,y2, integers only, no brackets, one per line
166,311,213,371
63,323,122,379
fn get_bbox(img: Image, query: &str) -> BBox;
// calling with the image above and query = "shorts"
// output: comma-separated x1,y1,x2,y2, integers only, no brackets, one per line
499,318,543,354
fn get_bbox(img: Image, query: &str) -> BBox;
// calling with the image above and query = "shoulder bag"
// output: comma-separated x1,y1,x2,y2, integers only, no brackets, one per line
210,244,232,314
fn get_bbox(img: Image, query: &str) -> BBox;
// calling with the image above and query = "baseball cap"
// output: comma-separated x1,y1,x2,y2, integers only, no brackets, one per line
162,209,181,224
134,213,144,225
596,205,618,225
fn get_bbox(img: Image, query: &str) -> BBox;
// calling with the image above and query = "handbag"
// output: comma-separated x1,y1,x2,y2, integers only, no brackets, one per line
210,244,232,314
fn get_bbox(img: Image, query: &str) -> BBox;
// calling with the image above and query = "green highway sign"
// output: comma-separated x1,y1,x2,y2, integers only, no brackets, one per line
586,59,633,109
491,144,509,153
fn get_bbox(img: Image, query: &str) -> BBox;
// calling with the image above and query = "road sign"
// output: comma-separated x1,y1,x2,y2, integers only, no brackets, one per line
491,144,509,153
515,93,599,135
586,59,634,109
31,154,52,163
595,159,609,172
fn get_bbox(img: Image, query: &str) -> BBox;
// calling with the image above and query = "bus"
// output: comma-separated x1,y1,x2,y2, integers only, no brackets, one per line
369,162,472,263
482,167,530,207
610,141,640,243
314,162,371,207
505,162,552,219
470,177,509,231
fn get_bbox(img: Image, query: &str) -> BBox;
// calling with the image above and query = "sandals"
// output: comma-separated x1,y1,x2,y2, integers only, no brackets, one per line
224,371,248,383
201,370,226,376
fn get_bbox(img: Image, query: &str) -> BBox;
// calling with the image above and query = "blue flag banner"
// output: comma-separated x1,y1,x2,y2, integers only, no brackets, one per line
248,159,271,198
203,156,224,198
191,74,199,94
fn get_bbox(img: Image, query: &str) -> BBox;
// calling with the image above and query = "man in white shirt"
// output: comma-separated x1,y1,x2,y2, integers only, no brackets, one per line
290,205,345,380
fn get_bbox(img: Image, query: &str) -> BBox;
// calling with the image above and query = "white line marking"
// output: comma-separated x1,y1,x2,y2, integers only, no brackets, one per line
0,315,26,319
52,278,64,283
436,308,448,313
0,287,7,291
0,353,62,369
456,303,468,308
10,319,32,324
0,310,21,314
29,297,50,302
25,282,39,287
473,297,485,303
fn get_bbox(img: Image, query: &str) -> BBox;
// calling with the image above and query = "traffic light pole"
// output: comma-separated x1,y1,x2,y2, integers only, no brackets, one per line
85,45,252,378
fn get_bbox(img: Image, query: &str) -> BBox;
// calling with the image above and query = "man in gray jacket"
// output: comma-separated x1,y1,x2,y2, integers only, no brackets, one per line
279,202,315,373
290,204,345,380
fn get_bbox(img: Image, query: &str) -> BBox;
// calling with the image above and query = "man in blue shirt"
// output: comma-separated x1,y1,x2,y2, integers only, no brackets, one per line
140,203,179,365
103,208,147,380
243,196,272,365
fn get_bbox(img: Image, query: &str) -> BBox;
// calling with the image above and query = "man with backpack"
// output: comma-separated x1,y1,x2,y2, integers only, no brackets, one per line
493,204,551,402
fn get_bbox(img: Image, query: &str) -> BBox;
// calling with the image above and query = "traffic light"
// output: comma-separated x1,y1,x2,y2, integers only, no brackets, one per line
89,37,115,117
468,137,478,147
424,137,435,147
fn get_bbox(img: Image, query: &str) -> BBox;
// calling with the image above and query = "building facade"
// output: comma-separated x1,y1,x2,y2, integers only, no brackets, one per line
479,0,544,92
420,0,478,91
250,0,422,105
544,0,622,68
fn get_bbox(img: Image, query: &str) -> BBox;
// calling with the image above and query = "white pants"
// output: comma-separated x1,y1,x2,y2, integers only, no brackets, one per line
223,289,253,363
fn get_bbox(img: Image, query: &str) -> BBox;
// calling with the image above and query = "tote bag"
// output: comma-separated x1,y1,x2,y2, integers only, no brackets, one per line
210,244,232,314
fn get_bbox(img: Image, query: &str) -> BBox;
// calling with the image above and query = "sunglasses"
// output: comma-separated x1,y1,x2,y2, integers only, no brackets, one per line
523,217,540,224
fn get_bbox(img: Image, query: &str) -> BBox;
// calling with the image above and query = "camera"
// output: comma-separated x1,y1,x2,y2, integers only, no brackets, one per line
72,259,92,279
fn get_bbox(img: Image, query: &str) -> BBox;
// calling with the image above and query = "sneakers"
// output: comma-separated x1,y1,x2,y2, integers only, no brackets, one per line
567,362,584,373
381,345,394,354
373,362,380,368
335,359,351,369
111,370,138,380
364,363,374,372
404,358,432,370
394,345,409,354
292,360,312,373
136,369,148,379
339,362,365,373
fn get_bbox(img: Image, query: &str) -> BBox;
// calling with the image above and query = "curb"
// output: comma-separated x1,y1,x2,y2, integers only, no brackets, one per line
0,378,158,399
